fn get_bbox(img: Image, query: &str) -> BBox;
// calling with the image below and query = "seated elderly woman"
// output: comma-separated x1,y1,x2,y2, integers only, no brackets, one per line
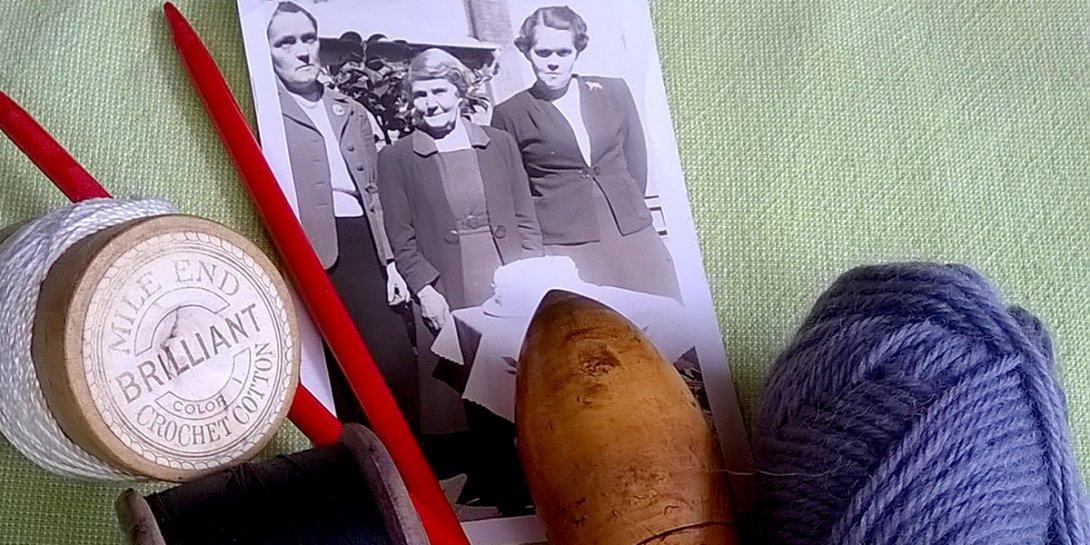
376,47,541,515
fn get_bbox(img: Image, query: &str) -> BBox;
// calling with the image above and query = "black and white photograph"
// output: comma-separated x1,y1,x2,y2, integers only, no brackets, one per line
237,0,750,541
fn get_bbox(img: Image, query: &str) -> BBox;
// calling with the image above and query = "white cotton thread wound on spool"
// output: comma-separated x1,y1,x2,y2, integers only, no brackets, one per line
0,198,175,480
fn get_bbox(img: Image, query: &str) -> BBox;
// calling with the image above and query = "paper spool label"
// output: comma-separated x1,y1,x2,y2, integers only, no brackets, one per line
79,223,296,476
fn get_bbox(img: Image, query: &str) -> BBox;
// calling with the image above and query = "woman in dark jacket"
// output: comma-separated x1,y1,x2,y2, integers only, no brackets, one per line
377,48,541,514
491,5,680,300
379,49,542,328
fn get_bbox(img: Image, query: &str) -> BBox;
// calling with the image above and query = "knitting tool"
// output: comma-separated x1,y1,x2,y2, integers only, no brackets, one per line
0,89,343,449
756,263,1090,545
517,291,738,545
0,91,108,202
116,424,428,545
163,4,465,543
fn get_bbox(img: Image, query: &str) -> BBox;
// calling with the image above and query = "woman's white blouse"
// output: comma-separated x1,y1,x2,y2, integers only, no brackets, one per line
550,77,593,166
290,92,364,217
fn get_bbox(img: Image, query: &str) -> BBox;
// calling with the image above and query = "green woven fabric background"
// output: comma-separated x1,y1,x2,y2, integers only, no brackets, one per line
0,1,1086,542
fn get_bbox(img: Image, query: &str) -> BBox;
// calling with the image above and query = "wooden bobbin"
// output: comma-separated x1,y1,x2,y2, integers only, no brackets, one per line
115,424,429,545
517,291,738,545
29,214,299,482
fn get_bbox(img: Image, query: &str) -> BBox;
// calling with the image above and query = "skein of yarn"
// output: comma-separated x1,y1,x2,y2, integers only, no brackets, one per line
756,263,1089,544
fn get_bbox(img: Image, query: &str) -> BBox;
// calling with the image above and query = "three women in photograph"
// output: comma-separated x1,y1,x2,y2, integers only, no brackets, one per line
273,1,681,517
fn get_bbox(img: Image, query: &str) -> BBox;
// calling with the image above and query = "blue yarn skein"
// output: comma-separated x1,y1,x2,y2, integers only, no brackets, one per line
756,263,1089,545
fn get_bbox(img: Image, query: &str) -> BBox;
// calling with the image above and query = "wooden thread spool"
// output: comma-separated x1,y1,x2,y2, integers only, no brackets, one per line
12,214,298,481
116,424,428,545
517,291,738,545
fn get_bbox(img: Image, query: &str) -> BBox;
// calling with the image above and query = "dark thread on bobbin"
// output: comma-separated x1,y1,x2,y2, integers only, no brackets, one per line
116,424,428,545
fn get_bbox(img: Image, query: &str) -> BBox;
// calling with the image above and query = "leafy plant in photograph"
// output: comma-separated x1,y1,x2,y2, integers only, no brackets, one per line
330,34,495,145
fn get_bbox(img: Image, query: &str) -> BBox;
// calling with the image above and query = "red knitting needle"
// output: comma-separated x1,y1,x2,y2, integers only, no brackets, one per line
0,90,345,447
0,92,109,201
288,381,344,446
163,4,468,544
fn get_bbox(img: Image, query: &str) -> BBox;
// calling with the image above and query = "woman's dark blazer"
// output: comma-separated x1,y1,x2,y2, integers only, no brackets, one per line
490,76,652,246
377,121,543,309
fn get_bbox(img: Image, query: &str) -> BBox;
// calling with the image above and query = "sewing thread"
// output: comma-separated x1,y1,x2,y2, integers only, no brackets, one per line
0,198,174,479
145,441,391,545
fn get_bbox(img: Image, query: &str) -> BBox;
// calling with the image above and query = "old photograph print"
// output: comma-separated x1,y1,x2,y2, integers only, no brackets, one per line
238,0,752,541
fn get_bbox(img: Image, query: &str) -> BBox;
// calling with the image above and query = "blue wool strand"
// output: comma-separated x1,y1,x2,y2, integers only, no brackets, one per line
756,263,1089,545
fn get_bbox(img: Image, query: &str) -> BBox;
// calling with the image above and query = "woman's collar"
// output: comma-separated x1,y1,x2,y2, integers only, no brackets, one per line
411,117,489,156
530,74,581,101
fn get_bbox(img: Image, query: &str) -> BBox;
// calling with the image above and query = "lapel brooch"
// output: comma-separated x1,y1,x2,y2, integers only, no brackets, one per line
586,81,603,91
332,103,346,116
